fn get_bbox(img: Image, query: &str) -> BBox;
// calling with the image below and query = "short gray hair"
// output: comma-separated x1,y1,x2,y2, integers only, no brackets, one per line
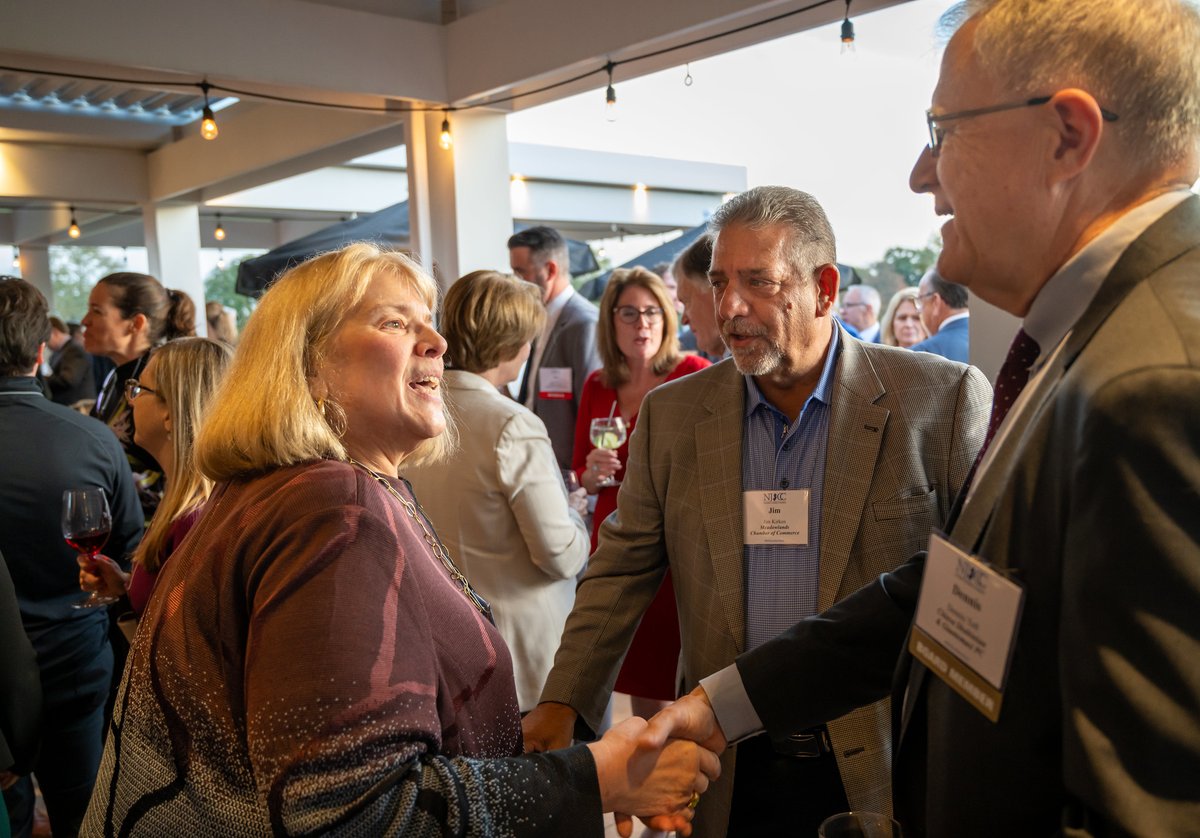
709,186,837,280
953,0,1200,170
845,284,881,316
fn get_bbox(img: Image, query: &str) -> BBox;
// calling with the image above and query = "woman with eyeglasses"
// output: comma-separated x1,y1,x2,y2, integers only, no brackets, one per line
81,272,196,521
79,338,232,619
572,267,709,721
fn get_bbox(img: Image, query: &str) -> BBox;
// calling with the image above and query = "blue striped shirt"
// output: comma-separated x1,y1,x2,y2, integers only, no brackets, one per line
742,328,841,650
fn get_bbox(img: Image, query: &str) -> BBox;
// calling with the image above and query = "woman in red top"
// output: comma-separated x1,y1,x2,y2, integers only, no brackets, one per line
572,267,709,718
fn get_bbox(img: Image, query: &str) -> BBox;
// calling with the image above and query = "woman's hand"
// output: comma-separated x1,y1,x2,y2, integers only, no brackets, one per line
78,553,130,599
587,716,721,837
581,446,622,493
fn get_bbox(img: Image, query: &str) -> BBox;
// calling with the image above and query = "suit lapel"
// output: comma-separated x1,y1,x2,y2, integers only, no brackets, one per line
695,363,751,652
953,194,1200,559
818,332,889,611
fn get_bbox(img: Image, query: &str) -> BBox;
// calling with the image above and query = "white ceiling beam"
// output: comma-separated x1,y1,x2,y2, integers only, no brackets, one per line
0,143,147,204
1,0,448,104
146,103,405,202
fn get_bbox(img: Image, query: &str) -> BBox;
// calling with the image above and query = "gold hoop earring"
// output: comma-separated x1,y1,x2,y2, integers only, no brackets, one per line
317,397,348,438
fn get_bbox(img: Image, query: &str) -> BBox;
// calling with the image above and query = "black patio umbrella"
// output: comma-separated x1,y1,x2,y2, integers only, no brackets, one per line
236,202,599,297
577,222,710,301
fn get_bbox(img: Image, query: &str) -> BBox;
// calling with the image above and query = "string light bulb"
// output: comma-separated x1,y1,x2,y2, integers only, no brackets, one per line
214,213,226,241
68,206,81,239
216,249,226,269
12,246,19,268
841,0,856,52
439,112,453,150
200,80,219,140
604,62,617,122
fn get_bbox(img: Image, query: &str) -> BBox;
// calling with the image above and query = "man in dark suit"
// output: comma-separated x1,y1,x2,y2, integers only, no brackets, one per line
645,1,1200,835
910,269,969,362
43,316,96,406
508,226,601,470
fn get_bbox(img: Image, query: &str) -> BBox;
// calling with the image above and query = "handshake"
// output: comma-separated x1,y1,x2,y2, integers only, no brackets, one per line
523,689,725,837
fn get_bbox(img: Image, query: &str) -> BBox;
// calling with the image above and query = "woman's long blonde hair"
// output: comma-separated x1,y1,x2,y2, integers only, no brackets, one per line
135,337,232,571
196,243,455,481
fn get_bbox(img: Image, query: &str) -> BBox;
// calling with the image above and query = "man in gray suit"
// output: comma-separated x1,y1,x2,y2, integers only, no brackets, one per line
648,1,1200,835
523,187,991,837
508,226,601,469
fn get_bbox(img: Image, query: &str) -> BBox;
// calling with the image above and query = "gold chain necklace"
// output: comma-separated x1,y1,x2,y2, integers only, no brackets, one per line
346,457,489,616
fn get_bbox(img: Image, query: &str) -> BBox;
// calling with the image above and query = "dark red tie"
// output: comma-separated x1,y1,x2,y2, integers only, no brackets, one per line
968,328,1041,484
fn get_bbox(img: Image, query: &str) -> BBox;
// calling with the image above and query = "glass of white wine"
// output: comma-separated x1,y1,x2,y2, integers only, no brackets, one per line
588,417,627,488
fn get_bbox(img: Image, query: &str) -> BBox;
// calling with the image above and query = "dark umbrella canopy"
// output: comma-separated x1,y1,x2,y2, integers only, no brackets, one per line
236,202,599,297
578,222,710,301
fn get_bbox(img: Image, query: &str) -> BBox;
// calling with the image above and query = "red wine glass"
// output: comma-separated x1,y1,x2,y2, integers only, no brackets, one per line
62,487,118,608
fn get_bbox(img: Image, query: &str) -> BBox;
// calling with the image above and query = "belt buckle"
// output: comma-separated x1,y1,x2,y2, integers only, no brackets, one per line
775,728,831,759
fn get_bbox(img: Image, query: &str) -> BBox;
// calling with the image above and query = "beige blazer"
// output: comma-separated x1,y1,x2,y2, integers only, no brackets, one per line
540,330,991,836
406,370,590,711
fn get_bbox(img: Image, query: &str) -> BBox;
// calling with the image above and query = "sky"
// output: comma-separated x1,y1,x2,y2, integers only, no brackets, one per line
506,0,951,268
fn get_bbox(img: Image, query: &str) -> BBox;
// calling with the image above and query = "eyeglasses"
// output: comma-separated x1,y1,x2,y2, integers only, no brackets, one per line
913,291,937,311
840,301,869,310
926,94,1119,157
124,378,157,401
614,305,665,324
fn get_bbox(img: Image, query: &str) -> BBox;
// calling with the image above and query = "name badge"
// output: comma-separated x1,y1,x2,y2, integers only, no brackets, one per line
743,489,809,545
909,533,1025,722
537,367,573,400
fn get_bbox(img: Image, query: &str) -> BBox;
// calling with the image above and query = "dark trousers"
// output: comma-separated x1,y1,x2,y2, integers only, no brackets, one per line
729,731,850,838
5,617,112,838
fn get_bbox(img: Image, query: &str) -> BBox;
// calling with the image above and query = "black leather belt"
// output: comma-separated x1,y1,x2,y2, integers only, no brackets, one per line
770,726,833,758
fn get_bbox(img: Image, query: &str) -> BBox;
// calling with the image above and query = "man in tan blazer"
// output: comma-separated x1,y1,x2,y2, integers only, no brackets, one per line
524,186,991,837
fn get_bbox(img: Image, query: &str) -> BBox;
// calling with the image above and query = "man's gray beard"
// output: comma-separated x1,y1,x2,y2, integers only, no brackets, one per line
729,342,782,377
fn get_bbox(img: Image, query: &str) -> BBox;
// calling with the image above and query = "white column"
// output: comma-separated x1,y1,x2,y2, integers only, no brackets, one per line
406,110,513,295
17,245,52,303
142,203,206,336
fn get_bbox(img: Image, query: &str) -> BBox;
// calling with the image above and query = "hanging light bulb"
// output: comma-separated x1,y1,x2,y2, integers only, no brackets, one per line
12,246,20,268
439,111,453,150
841,0,856,52
604,62,618,122
122,246,129,265
214,213,227,241
216,248,226,269
68,206,81,239
200,80,219,140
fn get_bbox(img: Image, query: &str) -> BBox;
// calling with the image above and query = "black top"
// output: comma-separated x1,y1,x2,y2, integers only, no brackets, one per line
0,376,143,626
92,353,163,521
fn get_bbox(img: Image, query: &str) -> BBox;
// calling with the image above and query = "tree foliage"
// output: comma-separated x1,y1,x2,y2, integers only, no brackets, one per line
865,236,942,289
204,258,258,328
49,246,125,321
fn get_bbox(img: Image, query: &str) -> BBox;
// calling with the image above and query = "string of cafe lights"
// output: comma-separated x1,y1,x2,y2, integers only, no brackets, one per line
0,0,854,146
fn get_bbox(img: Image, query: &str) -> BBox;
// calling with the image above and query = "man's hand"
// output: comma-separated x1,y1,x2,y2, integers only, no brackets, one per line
521,701,577,753
0,771,19,791
642,686,728,754
588,716,721,838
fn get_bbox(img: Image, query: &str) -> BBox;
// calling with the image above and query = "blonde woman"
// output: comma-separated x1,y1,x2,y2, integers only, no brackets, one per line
80,337,233,614
880,286,928,348
83,244,717,837
406,271,590,712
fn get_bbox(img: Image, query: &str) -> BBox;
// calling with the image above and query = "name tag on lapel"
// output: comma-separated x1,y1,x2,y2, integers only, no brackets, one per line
537,367,573,400
909,533,1025,722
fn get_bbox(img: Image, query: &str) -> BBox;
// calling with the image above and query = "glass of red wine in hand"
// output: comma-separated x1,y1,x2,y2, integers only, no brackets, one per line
62,487,118,609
